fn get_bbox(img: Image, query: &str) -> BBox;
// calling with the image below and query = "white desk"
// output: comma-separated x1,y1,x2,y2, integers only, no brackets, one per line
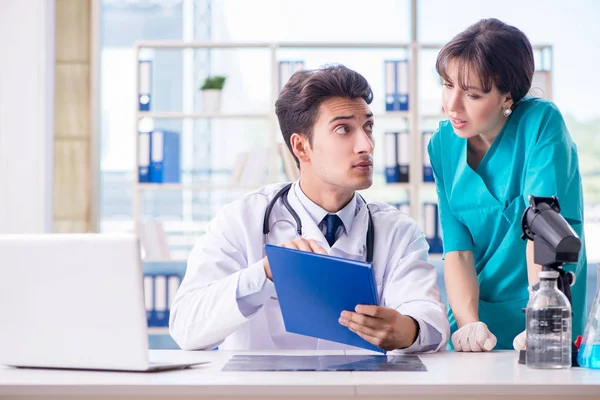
0,350,598,399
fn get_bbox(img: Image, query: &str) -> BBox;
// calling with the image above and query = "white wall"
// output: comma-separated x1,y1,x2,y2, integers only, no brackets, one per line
0,0,55,233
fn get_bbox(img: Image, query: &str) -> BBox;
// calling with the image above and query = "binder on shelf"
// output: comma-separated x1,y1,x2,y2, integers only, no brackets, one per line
144,274,183,327
150,130,181,183
138,131,150,183
384,60,396,111
384,131,399,183
384,59,410,112
422,131,434,182
142,262,187,328
153,275,168,325
167,275,181,310
144,276,154,324
396,59,409,111
279,60,305,92
397,130,410,183
423,202,443,254
138,60,152,111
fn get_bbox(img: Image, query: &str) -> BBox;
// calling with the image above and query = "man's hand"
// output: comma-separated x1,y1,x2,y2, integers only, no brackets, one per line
338,305,418,351
263,238,327,281
451,321,497,352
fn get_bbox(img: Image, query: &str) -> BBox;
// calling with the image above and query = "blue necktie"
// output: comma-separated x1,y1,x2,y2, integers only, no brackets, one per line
323,214,342,247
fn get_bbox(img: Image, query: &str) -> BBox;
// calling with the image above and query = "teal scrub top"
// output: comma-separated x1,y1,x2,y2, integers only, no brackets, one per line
428,97,587,350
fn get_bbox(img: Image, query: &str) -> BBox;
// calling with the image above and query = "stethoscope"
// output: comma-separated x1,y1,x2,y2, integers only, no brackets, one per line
262,183,375,263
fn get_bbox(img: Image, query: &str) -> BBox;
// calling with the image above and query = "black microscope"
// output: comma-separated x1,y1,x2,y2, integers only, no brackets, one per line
518,195,581,365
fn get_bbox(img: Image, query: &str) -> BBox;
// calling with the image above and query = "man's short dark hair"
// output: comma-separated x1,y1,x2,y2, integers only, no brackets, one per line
275,64,373,167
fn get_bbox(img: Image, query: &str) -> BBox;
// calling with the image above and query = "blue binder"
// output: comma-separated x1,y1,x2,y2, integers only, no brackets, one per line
423,203,443,254
396,59,409,111
397,131,410,183
384,131,400,183
384,60,396,111
138,60,152,111
422,131,434,182
143,262,186,328
384,60,410,112
264,244,384,353
149,130,181,183
138,131,150,183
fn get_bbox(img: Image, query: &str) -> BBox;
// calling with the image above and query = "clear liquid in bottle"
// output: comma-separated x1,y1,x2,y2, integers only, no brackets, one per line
526,270,572,369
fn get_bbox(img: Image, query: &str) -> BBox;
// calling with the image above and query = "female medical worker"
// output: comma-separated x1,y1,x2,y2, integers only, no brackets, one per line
169,65,449,352
428,18,587,351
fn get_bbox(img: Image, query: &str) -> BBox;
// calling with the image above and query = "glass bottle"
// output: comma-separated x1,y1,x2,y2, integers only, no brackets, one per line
526,270,572,369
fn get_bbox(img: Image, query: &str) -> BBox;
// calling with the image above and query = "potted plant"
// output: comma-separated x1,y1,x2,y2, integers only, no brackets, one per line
200,75,227,113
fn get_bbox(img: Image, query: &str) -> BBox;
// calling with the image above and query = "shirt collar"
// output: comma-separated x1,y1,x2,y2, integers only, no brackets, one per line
293,180,358,234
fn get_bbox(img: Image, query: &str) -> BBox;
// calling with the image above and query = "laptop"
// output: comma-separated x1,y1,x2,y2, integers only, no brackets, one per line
0,233,204,372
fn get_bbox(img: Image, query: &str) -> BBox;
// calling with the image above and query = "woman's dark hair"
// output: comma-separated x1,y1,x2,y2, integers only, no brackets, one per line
436,18,534,108
275,64,373,167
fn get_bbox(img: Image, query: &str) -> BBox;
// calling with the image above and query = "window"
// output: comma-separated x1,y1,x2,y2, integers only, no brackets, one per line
98,0,600,261
418,0,600,260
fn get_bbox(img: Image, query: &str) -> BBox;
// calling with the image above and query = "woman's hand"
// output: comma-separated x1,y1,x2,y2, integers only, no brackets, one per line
452,321,497,352
513,329,526,351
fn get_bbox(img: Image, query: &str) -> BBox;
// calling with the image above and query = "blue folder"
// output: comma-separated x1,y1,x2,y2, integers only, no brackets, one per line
264,244,383,353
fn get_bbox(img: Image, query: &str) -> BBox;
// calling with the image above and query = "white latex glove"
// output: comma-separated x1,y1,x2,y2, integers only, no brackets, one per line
513,330,527,351
451,321,497,352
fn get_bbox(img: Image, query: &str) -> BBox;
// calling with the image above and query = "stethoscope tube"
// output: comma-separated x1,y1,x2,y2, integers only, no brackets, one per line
263,183,375,263
262,183,301,236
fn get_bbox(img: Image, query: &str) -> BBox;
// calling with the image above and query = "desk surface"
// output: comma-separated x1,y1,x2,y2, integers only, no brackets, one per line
0,350,599,399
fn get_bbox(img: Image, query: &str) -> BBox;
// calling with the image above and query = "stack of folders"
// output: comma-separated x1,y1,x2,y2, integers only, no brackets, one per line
264,244,384,353
384,59,409,112
138,130,181,184
279,60,305,92
143,262,186,327
422,131,434,182
384,131,410,183
423,203,443,254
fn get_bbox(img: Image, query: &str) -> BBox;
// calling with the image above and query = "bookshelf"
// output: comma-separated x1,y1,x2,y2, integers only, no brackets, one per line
133,41,554,264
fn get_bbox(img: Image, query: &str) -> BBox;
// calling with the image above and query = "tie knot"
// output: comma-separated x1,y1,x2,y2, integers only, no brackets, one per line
323,214,342,247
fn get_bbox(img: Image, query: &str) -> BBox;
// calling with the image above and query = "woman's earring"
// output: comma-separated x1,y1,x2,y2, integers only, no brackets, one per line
503,108,512,117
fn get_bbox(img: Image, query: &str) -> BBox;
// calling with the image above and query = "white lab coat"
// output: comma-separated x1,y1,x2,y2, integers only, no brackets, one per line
169,182,449,352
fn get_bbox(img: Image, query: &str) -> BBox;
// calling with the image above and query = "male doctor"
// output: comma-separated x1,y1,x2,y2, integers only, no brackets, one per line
170,65,449,352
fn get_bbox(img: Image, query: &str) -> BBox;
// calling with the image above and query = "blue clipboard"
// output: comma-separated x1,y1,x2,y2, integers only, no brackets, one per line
264,244,383,353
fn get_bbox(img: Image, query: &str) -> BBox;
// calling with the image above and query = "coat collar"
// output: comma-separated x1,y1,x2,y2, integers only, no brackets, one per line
286,182,369,259
293,181,358,236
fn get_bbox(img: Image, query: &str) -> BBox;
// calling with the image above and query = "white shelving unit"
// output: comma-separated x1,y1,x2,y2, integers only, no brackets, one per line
138,112,271,119
133,41,553,263
137,183,261,192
